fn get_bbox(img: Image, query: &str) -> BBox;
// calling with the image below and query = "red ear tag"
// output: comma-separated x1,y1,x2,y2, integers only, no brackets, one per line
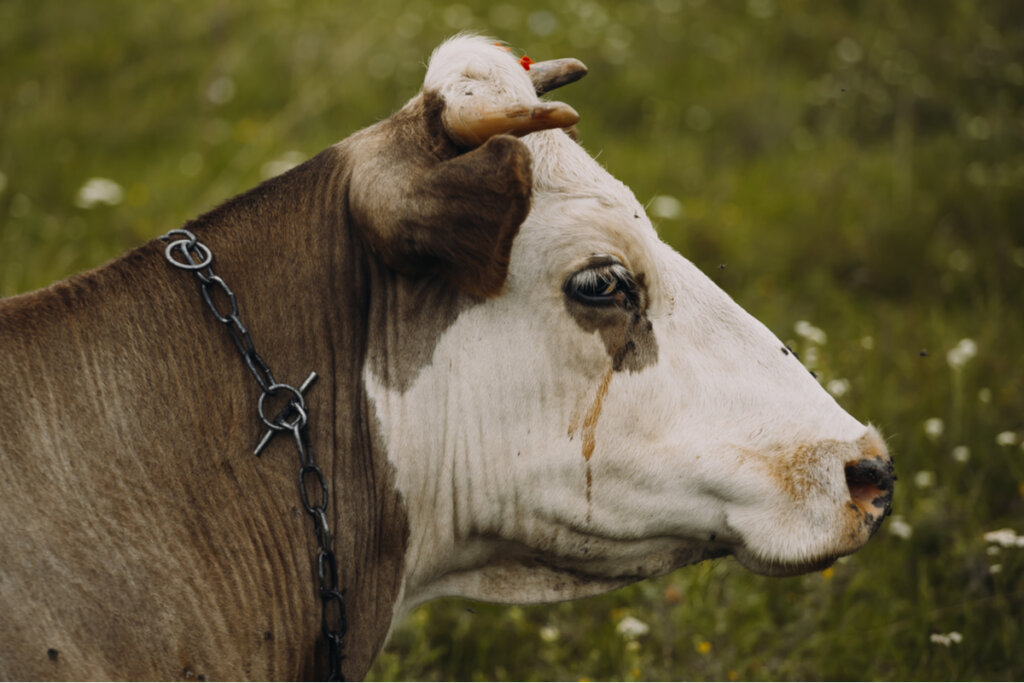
519,55,534,71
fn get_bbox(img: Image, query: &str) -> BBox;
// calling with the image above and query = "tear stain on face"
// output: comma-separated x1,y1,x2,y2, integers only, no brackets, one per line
567,368,614,519
580,369,613,462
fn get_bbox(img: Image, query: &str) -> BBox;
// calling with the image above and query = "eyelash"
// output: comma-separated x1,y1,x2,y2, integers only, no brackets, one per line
564,262,636,306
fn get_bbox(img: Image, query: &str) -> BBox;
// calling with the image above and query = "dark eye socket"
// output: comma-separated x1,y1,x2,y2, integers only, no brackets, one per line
564,262,636,306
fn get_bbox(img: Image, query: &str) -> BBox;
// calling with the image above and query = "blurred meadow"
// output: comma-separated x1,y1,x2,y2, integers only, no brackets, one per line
2,0,1023,679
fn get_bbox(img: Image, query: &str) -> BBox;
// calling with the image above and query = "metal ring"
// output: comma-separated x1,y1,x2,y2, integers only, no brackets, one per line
279,402,308,431
317,550,339,591
320,588,348,639
242,349,275,394
200,275,238,323
161,228,196,243
257,383,306,431
311,508,331,549
299,464,328,514
165,239,213,271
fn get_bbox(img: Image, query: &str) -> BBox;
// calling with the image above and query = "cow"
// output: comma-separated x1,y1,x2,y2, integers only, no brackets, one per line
0,35,894,680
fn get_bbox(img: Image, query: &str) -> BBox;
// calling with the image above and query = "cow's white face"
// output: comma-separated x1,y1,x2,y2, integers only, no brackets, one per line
361,36,892,615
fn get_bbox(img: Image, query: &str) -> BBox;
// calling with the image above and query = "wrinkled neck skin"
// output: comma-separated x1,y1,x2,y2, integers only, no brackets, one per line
164,144,414,680
0,144,406,681
166,144,414,680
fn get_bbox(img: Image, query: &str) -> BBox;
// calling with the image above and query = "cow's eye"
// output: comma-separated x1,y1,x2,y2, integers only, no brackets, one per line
564,262,635,307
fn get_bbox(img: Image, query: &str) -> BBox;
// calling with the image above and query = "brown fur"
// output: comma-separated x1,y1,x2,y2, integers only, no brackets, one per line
0,87,528,680
348,91,533,299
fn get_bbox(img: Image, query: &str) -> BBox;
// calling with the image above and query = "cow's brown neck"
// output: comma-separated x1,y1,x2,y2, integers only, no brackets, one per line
172,144,411,679
0,143,408,680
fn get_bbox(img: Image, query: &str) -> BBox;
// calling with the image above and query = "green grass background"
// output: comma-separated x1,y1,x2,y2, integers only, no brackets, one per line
2,0,1022,679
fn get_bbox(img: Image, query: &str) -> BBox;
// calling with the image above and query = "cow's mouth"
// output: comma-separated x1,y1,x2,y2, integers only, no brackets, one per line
732,548,838,578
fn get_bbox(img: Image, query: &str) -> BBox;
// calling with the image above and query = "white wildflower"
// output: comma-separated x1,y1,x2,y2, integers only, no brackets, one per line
951,446,970,463
990,563,1002,574
982,528,1021,548
860,335,875,350
826,378,851,398
995,431,1019,447
888,515,913,540
977,387,992,403
914,471,936,488
923,417,944,441
74,177,124,209
794,320,827,346
650,195,683,220
539,625,559,643
930,631,962,647
616,616,650,639
946,338,977,370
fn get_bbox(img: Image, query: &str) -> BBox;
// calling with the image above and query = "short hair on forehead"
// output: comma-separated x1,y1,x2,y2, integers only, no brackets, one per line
537,190,620,208
525,131,638,206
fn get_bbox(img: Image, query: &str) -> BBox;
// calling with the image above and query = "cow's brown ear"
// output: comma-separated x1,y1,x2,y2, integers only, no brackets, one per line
348,91,533,298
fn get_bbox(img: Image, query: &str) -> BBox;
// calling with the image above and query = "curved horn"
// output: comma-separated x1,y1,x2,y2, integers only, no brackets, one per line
529,58,588,95
442,98,580,147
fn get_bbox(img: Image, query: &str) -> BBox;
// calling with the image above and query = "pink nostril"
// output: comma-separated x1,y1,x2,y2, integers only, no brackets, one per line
845,458,895,514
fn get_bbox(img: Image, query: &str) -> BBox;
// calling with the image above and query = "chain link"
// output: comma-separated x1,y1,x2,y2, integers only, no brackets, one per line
161,228,347,681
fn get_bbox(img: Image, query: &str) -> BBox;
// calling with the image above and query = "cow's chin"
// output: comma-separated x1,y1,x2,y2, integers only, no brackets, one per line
732,547,839,577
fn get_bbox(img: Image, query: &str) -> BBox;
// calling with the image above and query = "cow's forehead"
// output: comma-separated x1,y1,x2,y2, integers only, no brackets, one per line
515,193,659,284
516,130,662,279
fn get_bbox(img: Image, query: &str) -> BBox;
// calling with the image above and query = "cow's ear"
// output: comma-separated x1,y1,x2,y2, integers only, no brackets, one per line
347,91,536,299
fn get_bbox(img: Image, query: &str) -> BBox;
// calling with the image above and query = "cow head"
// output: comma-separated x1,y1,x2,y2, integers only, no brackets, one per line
348,36,893,611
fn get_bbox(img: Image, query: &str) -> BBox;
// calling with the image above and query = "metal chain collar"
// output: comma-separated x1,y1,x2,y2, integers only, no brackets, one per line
161,228,347,682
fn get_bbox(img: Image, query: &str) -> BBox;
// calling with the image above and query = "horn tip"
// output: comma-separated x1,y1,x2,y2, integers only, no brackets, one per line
531,57,589,95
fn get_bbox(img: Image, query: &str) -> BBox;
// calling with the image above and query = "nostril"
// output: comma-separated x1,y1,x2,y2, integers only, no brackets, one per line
845,458,895,512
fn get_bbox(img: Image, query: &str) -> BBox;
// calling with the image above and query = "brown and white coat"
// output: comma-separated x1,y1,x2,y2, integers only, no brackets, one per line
0,36,893,680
